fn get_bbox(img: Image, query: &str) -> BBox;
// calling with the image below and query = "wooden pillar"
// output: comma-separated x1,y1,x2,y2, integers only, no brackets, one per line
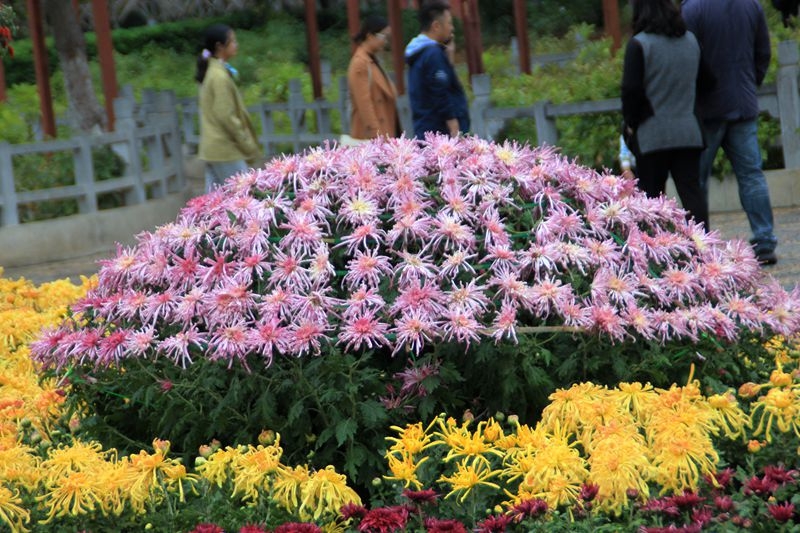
388,0,405,94
304,0,323,99
462,0,484,78
512,0,531,75
602,0,622,54
92,0,118,130
346,0,360,55
27,0,56,138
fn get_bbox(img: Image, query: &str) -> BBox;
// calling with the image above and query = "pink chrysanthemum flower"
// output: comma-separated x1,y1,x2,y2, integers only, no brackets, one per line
392,309,438,355
344,249,394,289
338,311,391,352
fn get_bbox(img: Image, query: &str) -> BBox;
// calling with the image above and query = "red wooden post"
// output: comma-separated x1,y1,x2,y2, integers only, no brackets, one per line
346,0,360,55
512,0,531,74
603,0,622,54
91,0,118,130
27,0,56,138
388,0,405,94
463,0,484,78
304,0,323,99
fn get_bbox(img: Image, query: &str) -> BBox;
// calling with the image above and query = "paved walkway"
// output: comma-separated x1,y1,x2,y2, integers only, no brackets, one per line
4,203,800,290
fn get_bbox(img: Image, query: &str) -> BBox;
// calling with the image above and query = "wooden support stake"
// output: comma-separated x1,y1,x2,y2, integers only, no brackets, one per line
388,0,405,94
92,0,118,130
27,0,56,138
513,0,531,74
304,0,323,99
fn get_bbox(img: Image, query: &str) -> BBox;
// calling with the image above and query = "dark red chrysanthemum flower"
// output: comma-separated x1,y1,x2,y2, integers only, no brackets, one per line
510,497,548,521
403,488,439,504
423,517,467,533
340,502,368,519
767,502,796,523
579,482,600,502
358,506,409,533
713,495,735,512
744,475,779,497
475,514,512,533
706,467,735,489
763,465,799,486
691,506,714,526
670,490,704,509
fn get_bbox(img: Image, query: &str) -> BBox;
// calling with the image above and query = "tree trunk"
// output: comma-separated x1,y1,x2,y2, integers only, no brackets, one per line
44,0,106,132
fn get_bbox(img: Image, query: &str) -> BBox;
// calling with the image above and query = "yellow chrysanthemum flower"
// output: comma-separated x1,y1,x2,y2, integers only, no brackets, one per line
37,470,106,524
439,458,500,503
0,485,30,533
385,420,436,456
40,440,110,480
614,382,657,421
517,431,588,508
649,427,718,493
273,464,310,512
540,383,608,437
196,446,241,487
587,423,652,515
298,466,361,522
230,443,284,503
706,392,748,439
384,450,428,489
432,416,503,465
750,387,800,441
0,445,40,489
162,463,199,503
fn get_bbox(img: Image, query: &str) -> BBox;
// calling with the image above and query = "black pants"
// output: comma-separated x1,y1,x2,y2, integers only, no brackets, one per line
635,148,709,229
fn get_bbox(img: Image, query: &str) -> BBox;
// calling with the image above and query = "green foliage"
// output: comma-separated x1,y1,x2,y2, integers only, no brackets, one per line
62,349,400,494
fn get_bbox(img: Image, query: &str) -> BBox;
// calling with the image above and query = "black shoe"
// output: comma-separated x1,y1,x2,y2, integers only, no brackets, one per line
756,250,777,266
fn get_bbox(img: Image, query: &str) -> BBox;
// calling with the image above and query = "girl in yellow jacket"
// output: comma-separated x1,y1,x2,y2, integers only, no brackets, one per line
196,24,262,192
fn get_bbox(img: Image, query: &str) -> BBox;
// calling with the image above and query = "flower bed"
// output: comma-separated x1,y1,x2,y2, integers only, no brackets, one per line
7,136,800,530
0,271,799,531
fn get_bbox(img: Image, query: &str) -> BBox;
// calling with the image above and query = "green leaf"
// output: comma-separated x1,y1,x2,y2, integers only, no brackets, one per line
335,418,358,447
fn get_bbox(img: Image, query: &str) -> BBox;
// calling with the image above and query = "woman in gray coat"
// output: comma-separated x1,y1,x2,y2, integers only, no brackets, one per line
621,0,712,229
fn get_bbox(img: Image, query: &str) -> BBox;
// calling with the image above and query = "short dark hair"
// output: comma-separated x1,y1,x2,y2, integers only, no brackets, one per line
353,15,388,44
419,0,450,32
632,0,686,37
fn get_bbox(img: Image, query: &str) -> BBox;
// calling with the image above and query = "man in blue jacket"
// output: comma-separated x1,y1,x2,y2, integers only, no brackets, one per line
405,0,470,139
682,0,778,265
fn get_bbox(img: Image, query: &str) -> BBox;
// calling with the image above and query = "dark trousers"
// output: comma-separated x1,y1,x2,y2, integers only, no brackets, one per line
635,148,709,229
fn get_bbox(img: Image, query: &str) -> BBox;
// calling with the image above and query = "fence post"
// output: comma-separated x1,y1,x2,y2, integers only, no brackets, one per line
0,142,19,226
162,91,185,191
288,78,306,153
533,101,558,146
470,74,492,139
74,135,99,214
114,93,146,205
338,76,350,134
777,40,800,170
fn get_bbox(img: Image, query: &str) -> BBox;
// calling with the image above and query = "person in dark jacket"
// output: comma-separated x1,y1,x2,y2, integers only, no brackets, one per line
404,0,469,139
682,0,778,265
621,0,709,229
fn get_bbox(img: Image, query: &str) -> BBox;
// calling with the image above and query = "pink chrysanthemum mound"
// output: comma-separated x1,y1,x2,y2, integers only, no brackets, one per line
32,135,800,370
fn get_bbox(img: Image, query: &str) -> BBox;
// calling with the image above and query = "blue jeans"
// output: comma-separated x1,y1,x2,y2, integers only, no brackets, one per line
698,119,777,254
204,160,249,193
